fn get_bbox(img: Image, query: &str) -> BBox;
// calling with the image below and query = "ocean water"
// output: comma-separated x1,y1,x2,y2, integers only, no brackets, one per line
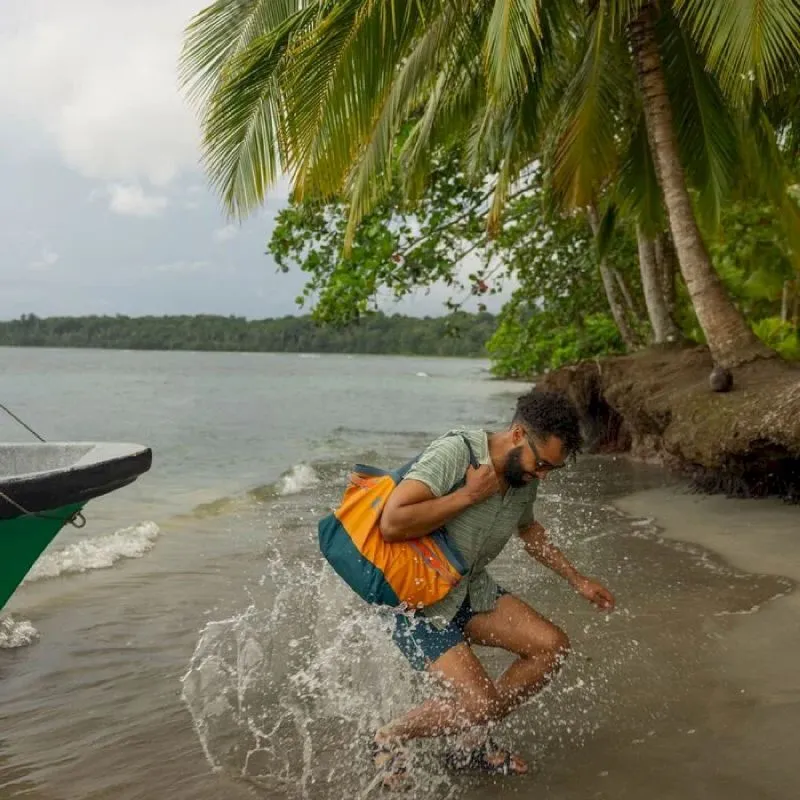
0,347,793,800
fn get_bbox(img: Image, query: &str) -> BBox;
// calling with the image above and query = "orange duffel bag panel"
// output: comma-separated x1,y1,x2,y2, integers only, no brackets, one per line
317,435,477,608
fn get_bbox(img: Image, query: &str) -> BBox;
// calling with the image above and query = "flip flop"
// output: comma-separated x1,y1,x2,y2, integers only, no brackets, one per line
444,737,528,776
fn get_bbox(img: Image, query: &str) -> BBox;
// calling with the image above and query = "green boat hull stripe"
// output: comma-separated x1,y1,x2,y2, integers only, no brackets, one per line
0,502,84,610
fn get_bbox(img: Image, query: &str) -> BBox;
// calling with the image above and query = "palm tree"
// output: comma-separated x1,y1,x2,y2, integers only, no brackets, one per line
180,0,800,366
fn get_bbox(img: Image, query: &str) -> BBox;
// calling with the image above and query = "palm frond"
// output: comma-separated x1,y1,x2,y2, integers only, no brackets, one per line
201,6,319,216
595,202,618,263
341,4,469,247
472,0,573,177
674,0,800,101
615,112,664,234
282,0,433,201
742,93,800,270
765,82,800,163
590,0,647,33
546,6,631,209
483,0,543,103
398,7,487,193
180,0,307,106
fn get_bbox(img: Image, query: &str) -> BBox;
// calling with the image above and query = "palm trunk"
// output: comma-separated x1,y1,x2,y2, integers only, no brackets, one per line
600,264,639,349
587,207,639,350
613,268,639,319
637,225,681,342
781,280,790,323
654,230,678,316
629,4,773,367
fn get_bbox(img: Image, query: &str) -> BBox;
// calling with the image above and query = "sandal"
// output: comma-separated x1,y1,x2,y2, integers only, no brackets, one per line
368,737,410,792
444,737,528,776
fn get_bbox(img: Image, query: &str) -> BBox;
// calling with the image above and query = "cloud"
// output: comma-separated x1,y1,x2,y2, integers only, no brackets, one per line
0,0,203,186
107,184,169,217
213,224,238,243
148,260,210,274
29,247,59,271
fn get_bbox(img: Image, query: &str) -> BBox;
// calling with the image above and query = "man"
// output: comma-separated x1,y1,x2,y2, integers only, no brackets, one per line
371,389,615,786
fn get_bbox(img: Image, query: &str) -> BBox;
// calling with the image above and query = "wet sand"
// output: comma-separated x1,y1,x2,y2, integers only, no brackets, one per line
603,488,800,800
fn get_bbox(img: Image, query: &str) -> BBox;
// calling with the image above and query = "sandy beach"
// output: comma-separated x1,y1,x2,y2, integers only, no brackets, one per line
605,487,800,799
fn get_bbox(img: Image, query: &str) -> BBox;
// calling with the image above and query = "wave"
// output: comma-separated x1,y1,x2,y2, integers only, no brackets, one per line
188,464,337,519
24,521,160,583
276,464,321,496
0,614,40,649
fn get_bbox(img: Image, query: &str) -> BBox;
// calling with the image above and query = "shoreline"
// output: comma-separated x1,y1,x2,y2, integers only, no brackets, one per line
609,485,800,798
613,485,800,583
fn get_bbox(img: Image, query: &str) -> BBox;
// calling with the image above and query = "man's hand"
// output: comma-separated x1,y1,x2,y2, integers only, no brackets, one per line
462,464,500,504
573,576,615,611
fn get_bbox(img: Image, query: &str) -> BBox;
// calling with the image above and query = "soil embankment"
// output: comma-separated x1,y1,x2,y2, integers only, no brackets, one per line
539,345,800,500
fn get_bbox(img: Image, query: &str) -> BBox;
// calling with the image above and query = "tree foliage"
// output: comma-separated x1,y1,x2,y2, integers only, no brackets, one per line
181,0,800,370
267,152,800,375
0,313,497,358
268,146,494,325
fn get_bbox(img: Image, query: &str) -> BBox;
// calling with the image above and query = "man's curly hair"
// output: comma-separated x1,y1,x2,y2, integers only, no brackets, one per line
513,389,583,457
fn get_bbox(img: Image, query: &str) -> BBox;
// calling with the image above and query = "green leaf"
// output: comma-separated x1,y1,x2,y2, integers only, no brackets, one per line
595,203,618,262
616,111,664,233
674,0,800,101
180,0,302,105
483,0,543,101
545,7,631,209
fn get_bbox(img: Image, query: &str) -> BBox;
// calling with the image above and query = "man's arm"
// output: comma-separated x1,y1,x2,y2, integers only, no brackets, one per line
518,521,615,610
379,465,498,542
518,521,581,584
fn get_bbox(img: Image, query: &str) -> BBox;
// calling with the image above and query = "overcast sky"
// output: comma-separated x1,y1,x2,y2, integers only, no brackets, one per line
0,0,508,321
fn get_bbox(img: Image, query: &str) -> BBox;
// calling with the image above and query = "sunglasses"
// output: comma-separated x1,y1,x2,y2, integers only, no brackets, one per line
522,430,566,473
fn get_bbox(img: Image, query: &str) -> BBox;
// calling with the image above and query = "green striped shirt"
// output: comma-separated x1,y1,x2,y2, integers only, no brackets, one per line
403,429,538,628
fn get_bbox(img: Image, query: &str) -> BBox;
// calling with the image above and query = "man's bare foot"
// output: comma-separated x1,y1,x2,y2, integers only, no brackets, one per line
371,733,410,791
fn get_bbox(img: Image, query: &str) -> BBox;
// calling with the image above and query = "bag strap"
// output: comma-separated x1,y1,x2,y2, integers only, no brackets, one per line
447,432,479,470
441,432,480,495
380,432,481,484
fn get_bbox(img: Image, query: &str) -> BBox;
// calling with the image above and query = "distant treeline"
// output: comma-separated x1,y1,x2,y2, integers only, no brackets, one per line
0,312,498,357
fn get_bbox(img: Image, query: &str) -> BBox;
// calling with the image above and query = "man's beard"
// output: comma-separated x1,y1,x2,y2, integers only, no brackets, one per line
503,446,530,489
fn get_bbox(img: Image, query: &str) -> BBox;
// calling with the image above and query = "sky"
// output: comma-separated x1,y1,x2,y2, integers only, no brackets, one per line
0,0,507,321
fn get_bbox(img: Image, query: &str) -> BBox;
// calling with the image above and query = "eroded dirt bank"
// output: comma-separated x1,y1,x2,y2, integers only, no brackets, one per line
539,346,800,501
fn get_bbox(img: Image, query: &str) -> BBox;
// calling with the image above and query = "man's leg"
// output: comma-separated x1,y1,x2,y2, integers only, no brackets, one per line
464,592,570,717
373,594,567,780
377,640,502,742
379,594,568,742
373,640,528,783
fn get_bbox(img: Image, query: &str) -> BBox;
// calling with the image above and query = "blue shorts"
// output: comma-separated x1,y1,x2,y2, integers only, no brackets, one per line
392,589,507,671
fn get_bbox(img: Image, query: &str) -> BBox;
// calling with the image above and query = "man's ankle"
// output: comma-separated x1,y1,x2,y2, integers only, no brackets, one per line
375,728,400,746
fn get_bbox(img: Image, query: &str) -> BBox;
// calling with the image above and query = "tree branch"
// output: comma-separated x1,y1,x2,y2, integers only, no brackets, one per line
394,173,540,259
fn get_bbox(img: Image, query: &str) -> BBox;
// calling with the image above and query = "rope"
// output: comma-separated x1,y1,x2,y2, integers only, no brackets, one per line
0,402,86,528
0,488,86,527
0,402,46,442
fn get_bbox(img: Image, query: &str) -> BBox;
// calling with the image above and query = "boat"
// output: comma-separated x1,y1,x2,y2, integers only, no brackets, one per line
0,442,152,610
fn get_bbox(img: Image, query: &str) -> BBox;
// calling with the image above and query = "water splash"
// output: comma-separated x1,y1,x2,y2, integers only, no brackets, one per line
180,540,646,799
181,548,432,798
277,465,321,497
0,614,40,648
